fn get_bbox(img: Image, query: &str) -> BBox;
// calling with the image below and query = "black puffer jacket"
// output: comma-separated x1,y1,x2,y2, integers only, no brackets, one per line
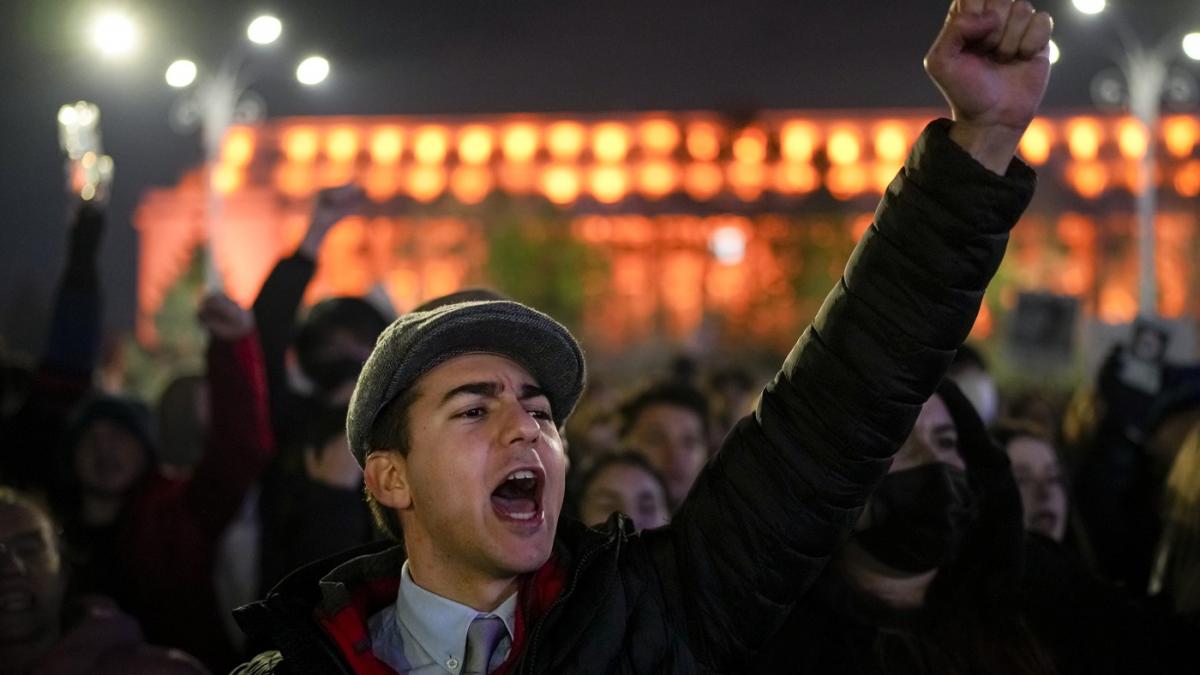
232,120,1035,675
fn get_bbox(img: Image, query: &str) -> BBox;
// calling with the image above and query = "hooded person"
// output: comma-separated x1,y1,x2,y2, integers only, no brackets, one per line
54,395,158,599
231,4,1056,672
750,378,1051,675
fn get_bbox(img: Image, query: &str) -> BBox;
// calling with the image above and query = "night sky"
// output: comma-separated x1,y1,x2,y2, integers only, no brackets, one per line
1,0,1196,354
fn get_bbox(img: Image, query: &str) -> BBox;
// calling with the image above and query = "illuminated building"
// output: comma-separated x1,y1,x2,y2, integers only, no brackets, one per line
135,110,1200,353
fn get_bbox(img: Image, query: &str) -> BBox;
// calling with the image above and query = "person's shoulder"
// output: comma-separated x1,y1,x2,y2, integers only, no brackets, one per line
231,650,284,675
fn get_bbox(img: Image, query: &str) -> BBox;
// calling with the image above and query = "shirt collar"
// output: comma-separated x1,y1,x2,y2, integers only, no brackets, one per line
395,561,518,668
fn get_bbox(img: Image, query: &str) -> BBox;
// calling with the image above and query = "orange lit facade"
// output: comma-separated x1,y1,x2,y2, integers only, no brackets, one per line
134,110,1200,352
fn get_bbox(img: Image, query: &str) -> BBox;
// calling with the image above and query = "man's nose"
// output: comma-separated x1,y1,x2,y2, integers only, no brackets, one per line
501,400,541,446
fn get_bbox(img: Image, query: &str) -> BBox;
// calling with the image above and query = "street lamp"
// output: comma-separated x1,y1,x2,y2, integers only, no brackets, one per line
90,11,139,58
246,15,282,45
155,17,331,289
165,59,198,88
296,56,331,86
1069,2,1200,320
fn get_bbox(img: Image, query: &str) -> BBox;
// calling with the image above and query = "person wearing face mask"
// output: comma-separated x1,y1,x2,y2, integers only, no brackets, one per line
752,379,1054,675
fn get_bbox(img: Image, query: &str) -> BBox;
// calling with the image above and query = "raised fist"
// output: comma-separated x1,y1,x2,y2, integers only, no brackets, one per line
925,0,1054,172
198,292,255,341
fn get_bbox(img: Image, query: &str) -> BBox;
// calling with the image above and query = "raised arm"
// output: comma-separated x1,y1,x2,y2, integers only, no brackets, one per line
661,1,1053,668
1,202,105,492
252,184,364,421
184,292,275,535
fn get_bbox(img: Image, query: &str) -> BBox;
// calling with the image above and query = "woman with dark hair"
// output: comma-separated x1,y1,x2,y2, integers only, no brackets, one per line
573,451,671,532
752,379,1054,674
992,420,1068,543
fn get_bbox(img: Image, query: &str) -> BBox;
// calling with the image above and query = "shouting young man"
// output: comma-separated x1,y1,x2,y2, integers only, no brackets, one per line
234,1,1054,672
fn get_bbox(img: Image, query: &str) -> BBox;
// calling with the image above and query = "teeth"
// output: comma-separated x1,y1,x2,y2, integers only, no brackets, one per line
507,470,536,481
508,511,536,520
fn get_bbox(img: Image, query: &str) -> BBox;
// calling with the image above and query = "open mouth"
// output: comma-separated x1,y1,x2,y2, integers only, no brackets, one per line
491,468,544,524
1031,511,1060,532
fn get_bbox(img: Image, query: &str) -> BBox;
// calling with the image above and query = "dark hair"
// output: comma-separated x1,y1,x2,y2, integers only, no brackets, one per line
617,380,710,439
294,297,388,377
303,403,352,458
363,387,419,541
990,418,1054,451
61,395,157,490
574,451,669,512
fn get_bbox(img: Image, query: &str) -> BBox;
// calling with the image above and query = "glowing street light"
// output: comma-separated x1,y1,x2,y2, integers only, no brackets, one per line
1048,40,1061,65
296,56,330,85
1072,0,1106,16
91,11,139,57
165,59,198,88
1185,33,1200,61
247,15,282,45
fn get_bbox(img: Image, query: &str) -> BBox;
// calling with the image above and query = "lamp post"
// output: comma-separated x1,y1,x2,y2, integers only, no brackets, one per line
87,11,331,290
163,15,330,289
1068,0,1200,320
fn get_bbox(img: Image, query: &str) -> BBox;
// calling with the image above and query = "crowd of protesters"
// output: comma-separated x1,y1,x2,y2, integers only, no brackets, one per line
3,2,1200,673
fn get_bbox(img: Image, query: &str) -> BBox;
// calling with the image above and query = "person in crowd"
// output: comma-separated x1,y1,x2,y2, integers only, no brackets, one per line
1149,421,1200,624
753,380,1055,674
251,185,392,591
706,365,762,448
258,401,373,592
251,183,387,430
232,2,1055,672
1003,390,1062,438
1076,325,1200,591
0,487,209,675
994,420,1067,542
258,288,507,592
561,378,623,467
574,452,670,531
46,293,273,672
616,380,711,510
1,202,107,498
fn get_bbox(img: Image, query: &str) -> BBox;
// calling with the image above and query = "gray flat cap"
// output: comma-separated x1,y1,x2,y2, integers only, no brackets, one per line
346,300,586,465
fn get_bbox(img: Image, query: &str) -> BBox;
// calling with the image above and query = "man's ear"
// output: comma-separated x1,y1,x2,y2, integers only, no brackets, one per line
364,452,413,511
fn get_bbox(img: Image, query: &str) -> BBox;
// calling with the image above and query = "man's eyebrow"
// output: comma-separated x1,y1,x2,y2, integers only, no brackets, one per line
519,383,547,401
441,382,500,405
933,423,957,435
439,381,547,405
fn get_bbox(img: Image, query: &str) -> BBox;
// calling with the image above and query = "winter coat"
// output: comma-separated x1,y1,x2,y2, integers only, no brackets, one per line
232,119,1036,675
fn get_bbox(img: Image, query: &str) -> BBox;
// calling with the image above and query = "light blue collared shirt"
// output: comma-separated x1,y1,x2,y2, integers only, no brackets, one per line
369,561,518,674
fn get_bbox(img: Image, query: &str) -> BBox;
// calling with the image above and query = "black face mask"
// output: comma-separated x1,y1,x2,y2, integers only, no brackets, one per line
854,463,976,574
